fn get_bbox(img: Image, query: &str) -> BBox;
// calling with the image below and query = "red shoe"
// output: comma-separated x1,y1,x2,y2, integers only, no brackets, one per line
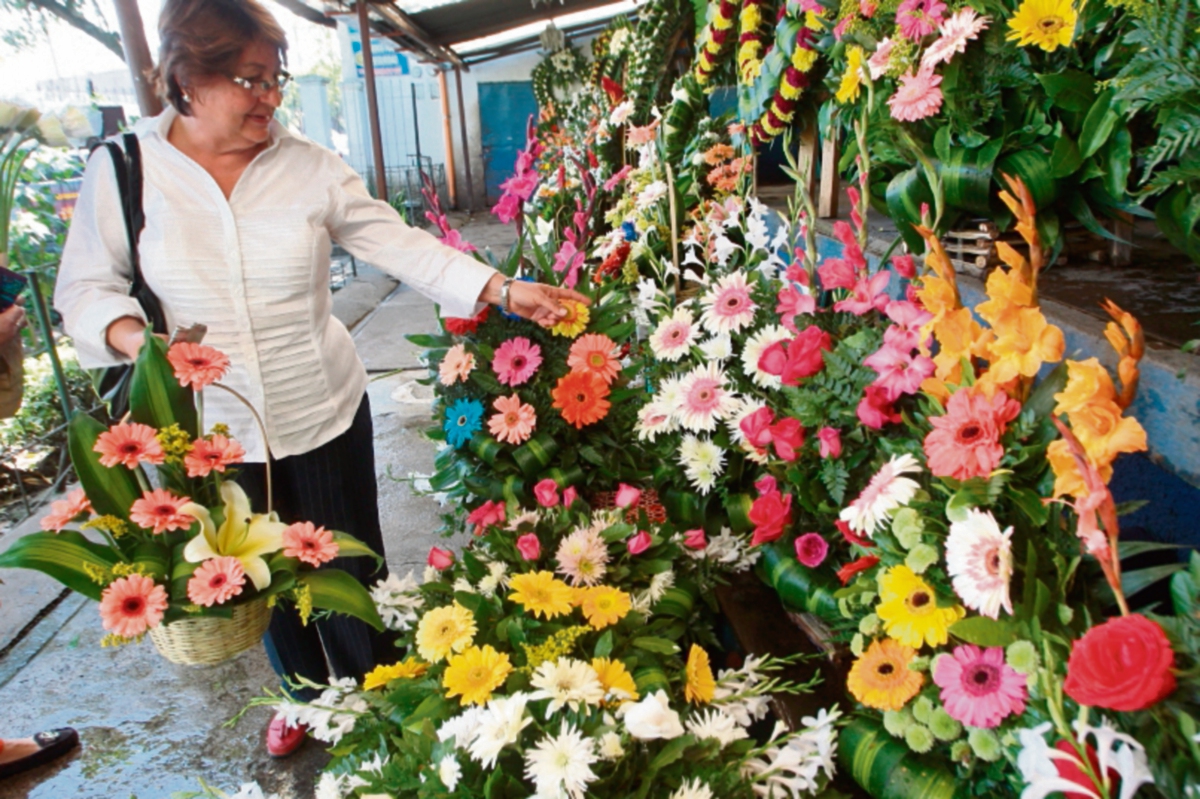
265,713,308,758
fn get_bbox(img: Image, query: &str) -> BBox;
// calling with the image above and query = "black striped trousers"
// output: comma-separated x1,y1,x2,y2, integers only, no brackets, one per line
237,393,395,700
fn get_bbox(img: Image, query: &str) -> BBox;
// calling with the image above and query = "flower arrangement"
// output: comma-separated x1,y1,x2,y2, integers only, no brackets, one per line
0,333,383,654
262,502,840,798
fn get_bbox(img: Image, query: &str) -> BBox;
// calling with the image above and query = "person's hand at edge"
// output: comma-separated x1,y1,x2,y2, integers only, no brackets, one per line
479,274,591,329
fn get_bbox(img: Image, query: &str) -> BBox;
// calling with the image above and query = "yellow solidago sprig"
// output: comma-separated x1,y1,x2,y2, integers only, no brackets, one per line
443,644,514,706
292,583,313,626
363,657,429,690
155,423,192,466
520,625,591,673
83,515,130,540
685,643,717,704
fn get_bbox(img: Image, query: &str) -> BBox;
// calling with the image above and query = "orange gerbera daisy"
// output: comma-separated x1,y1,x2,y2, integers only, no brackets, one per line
94,422,165,470
167,342,230,390
488,393,537,445
552,371,611,428
567,333,620,385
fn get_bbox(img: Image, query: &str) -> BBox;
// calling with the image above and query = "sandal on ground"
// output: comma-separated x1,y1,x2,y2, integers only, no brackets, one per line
0,728,79,780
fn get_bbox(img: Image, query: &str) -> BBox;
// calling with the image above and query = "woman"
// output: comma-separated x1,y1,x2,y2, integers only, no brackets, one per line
55,0,585,757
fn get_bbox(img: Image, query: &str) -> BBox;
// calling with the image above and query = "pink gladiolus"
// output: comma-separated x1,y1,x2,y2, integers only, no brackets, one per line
516,533,542,561
818,427,843,458
492,192,522,224
683,528,707,550
604,165,633,191
615,484,642,509
534,478,560,508
818,257,858,292
794,533,829,568
834,271,892,316
427,546,455,570
864,343,936,401
627,530,653,555
892,253,917,279
777,285,817,332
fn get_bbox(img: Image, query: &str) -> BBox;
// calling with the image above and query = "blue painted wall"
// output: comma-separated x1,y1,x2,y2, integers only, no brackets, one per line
478,81,538,204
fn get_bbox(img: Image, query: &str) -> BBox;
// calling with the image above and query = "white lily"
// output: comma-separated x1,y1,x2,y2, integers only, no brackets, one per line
181,481,287,590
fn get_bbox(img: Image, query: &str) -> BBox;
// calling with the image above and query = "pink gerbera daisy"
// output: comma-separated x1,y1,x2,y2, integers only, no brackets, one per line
868,37,896,80
438,343,476,386
167,342,230,390
94,422,165,470
649,307,700,362
99,573,168,638
183,434,246,478
492,337,543,386
934,645,1027,728
839,453,922,537
129,488,194,535
187,556,246,607
282,521,340,567
924,387,1021,480
40,487,92,532
488,393,537,445
888,67,944,122
676,362,739,433
568,333,621,385
922,7,990,68
896,0,947,40
699,272,758,335
555,523,610,586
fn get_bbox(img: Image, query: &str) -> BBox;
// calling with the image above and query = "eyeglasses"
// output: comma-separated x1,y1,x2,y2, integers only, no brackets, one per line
229,71,292,95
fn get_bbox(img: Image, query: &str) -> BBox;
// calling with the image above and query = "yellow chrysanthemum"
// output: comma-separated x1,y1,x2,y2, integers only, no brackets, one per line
362,657,428,690
579,586,632,630
836,46,865,104
1007,0,1077,51
876,566,964,649
415,601,477,662
684,644,716,704
550,300,590,338
443,644,513,706
592,657,640,703
508,571,575,619
846,638,924,711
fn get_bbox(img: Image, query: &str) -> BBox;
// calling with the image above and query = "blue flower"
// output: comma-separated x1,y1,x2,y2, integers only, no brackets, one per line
621,221,637,242
444,398,484,448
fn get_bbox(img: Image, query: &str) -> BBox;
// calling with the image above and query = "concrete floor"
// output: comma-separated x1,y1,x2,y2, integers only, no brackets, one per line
0,221,496,796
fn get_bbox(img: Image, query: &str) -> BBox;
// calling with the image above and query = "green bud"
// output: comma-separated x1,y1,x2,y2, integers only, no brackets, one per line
909,655,931,672
1006,640,1040,675
906,543,940,574
950,740,972,763
968,728,1002,762
892,508,925,550
839,596,853,619
883,707,914,737
912,695,935,724
929,708,962,742
859,613,882,636
905,723,935,754
851,633,865,657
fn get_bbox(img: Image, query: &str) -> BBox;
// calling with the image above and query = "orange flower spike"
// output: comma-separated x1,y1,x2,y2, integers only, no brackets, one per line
998,173,1043,292
1100,298,1143,409
914,224,960,302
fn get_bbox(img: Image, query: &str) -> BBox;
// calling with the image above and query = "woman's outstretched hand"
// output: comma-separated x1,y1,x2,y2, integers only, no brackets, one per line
479,274,591,328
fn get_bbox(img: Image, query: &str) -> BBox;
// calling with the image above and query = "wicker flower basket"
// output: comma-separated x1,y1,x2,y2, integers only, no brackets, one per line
149,596,272,666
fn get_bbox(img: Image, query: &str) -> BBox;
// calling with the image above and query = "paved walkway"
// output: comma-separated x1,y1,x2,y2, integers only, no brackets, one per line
0,213,512,798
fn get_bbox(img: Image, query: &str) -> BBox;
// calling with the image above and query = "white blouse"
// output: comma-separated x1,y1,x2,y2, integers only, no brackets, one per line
56,108,497,461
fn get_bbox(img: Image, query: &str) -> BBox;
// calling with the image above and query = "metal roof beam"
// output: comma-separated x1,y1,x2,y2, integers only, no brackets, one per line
367,0,467,70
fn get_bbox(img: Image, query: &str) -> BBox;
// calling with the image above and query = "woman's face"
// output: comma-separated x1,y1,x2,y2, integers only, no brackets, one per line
185,38,283,150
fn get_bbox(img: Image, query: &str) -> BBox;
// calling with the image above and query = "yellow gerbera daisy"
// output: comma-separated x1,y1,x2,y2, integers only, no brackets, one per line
443,644,514,706
362,657,428,691
876,565,965,649
684,644,716,704
1006,0,1077,52
507,571,574,619
550,300,590,338
836,46,865,105
847,638,924,711
415,601,477,662
592,657,640,703
579,585,632,630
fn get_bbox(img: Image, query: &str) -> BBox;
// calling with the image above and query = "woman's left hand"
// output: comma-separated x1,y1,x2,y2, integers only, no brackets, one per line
481,274,591,328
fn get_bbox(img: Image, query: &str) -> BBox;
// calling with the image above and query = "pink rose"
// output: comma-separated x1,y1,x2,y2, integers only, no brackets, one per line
615,483,642,509
818,427,842,459
781,327,832,385
516,533,541,561
749,488,793,547
627,530,653,555
857,385,901,430
757,341,789,378
683,528,707,550
534,478,560,508
562,486,578,508
794,533,829,567
754,475,778,495
427,546,455,570
466,500,506,536
740,406,776,449
769,418,805,461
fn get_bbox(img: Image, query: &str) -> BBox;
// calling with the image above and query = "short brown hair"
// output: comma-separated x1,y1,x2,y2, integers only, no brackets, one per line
151,0,289,115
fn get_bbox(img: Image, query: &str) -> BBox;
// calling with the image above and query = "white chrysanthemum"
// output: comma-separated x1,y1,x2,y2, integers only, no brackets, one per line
469,693,534,769
314,773,348,799
678,435,726,494
650,306,700,362
370,571,424,632
945,509,1014,619
619,690,685,740
656,375,687,420
438,706,486,749
671,778,716,799
705,528,760,572
686,708,750,747
437,754,462,792
524,722,600,799
646,570,675,604
453,577,476,594
699,272,757,334
598,730,625,760
741,324,792,389
637,180,668,209
839,453,922,538
699,333,733,362
478,560,510,598
423,565,442,584
506,510,541,531
635,400,678,442
529,658,606,716
676,362,739,433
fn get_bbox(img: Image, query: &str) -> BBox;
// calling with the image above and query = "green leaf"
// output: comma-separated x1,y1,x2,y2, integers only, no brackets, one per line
331,531,384,567
1122,562,1187,598
1103,123,1133,199
1050,135,1083,178
997,150,1059,209
943,143,1000,215
949,616,1019,647
0,530,120,601
67,412,142,521
406,333,453,348
1038,69,1096,113
648,734,694,771
299,568,385,631
1079,89,1120,160
632,636,680,655
1118,540,1187,559
129,329,198,437
886,166,934,254
1024,362,1068,420
594,629,614,659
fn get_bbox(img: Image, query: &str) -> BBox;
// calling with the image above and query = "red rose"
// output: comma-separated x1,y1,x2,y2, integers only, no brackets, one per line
856,385,901,430
780,326,832,386
749,489,793,546
769,417,805,461
1063,614,1176,712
